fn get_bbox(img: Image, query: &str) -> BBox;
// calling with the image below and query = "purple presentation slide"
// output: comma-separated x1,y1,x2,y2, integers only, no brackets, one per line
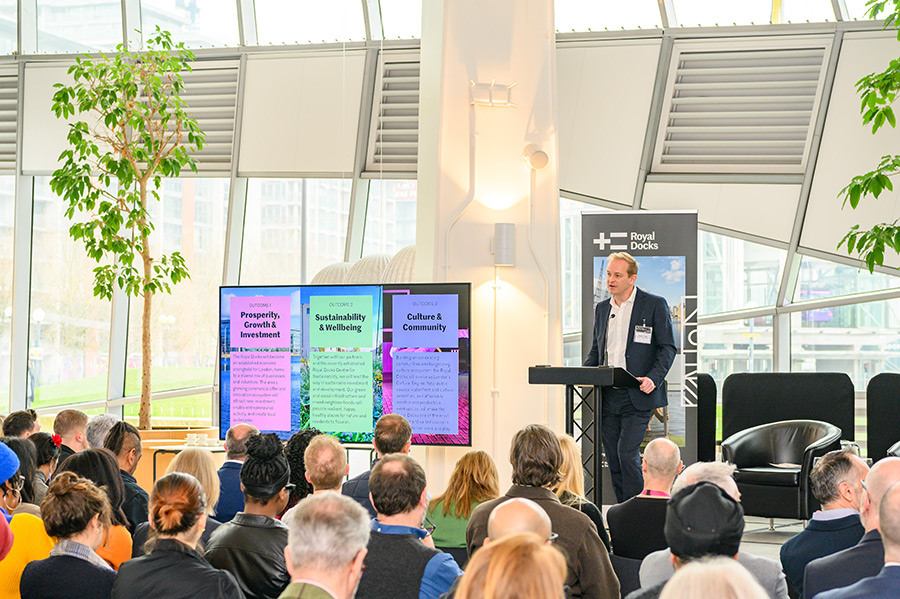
229,352,292,431
392,294,458,349
392,351,459,435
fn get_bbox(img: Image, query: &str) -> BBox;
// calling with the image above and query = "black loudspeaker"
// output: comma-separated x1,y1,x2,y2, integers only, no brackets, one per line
867,373,900,462
696,373,717,462
722,372,855,442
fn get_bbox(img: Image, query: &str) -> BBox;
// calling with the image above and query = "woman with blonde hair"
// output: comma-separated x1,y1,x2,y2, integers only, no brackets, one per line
427,450,499,566
659,557,768,599
554,434,610,551
131,448,222,557
455,532,566,599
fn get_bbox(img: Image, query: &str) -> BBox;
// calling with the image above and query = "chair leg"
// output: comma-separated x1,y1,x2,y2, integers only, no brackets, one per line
768,518,775,531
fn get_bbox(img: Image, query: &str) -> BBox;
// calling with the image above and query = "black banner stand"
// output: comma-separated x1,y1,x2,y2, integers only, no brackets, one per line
528,366,639,504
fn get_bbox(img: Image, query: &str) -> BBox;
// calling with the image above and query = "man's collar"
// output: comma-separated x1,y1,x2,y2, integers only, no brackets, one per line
371,518,427,538
812,507,860,522
612,286,638,308
505,484,561,503
287,580,339,599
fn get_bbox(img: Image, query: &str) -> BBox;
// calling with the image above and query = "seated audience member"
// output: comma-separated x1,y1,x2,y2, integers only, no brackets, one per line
467,425,619,599
1,437,39,516
86,414,121,450
2,411,39,439
303,435,348,495
57,449,133,570
20,473,116,599
554,434,611,551
625,481,745,599
132,448,222,557
216,423,258,523
608,438,682,560
815,480,900,599
283,427,322,513
803,457,900,599
53,410,89,473
428,450,499,562
343,414,411,518
0,443,54,599
206,433,291,599
658,557,768,599
278,492,370,599
639,461,787,599
103,422,148,533
30,433,60,505
355,454,461,599
780,450,867,596
455,532,566,599
112,472,243,599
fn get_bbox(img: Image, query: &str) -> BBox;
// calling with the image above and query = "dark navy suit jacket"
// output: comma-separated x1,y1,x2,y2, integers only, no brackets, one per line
215,461,244,524
342,468,377,519
780,513,864,596
803,530,884,599
814,565,900,599
583,287,676,411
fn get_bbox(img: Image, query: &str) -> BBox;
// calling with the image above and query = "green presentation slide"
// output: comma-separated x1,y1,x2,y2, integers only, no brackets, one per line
310,295,374,348
309,351,373,433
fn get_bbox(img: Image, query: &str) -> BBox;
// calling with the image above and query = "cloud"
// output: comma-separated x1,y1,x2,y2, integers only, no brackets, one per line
662,258,685,284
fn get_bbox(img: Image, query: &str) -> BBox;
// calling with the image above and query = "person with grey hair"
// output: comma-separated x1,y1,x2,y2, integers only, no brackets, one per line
639,462,788,599
278,492,370,599
658,557,768,599
215,423,259,523
86,413,120,449
608,438,683,559
779,450,868,597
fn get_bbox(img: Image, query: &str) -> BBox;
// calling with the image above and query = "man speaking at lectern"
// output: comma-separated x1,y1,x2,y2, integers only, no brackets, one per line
583,251,676,503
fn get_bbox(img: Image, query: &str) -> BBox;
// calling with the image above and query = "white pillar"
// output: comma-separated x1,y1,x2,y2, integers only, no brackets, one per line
416,0,562,489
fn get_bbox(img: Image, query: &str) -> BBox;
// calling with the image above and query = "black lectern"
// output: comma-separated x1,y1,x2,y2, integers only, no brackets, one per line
528,366,639,504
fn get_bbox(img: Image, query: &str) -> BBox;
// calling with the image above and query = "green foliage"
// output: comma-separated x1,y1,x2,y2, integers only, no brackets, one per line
48,27,204,300
840,0,900,272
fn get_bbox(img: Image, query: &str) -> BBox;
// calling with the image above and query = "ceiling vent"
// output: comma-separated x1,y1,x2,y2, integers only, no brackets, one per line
365,51,419,174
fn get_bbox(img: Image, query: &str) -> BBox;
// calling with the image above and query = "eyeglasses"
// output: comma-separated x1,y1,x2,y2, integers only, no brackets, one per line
284,483,296,493
548,532,559,543
423,515,437,536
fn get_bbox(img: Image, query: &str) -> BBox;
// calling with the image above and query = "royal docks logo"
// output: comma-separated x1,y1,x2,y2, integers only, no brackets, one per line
593,230,660,252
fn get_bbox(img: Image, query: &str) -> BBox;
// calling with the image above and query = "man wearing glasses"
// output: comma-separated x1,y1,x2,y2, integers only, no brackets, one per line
354,454,461,599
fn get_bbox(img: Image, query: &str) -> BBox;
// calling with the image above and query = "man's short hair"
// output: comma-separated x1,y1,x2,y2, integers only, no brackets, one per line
665,482,744,561
509,425,563,488
225,423,259,460
644,438,681,480
607,252,638,277
86,414,120,449
373,414,412,455
369,454,426,516
810,449,861,505
672,461,738,499
304,435,347,491
53,410,88,438
2,410,37,437
285,492,370,572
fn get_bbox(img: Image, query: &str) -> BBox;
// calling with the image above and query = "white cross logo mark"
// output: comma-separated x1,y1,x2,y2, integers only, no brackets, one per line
594,232,629,251
593,234,611,250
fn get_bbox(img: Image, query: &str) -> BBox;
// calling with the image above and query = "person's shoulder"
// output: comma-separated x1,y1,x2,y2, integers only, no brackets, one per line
468,496,505,522
342,470,370,491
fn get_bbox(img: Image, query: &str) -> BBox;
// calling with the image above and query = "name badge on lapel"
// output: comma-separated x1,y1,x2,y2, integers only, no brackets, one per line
634,325,652,344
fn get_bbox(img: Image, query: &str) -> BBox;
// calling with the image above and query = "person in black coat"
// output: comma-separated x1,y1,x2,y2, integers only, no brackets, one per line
103,422,148,534
20,472,117,599
112,472,243,599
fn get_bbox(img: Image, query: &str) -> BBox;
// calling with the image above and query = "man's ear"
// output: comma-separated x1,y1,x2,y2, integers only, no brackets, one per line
419,488,428,509
284,545,295,577
345,464,350,477
305,472,313,484
676,461,684,475
402,441,412,454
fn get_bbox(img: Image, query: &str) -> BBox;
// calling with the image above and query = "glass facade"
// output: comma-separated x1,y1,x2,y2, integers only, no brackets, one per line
699,231,785,315
362,179,417,257
0,176,13,411
253,0,366,44
141,0,239,48
554,0,662,32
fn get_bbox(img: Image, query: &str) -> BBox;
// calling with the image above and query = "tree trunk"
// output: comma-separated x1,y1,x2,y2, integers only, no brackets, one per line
139,181,153,430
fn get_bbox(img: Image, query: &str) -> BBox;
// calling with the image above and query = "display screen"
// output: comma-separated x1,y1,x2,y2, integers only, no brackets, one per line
219,283,471,446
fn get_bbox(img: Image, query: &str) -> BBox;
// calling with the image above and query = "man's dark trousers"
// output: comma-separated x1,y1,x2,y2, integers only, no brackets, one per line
602,388,652,503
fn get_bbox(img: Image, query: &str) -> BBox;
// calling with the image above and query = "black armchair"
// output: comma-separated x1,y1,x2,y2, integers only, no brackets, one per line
721,420,842,520
888,440,900,458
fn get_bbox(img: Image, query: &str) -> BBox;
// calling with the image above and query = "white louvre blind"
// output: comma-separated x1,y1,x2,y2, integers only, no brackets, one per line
0,67,17,172
652,43,829,174
365,51,419,173
178,59,239,174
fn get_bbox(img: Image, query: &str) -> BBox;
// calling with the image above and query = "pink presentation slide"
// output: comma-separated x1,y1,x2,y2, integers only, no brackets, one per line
230,296,291,348
230,352,291,431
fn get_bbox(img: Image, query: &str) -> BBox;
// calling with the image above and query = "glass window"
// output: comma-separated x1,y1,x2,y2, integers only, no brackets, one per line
141,0,239,48
0,1,16,54
671,0,834,26
555,0,662,32
379,0,421,39
37,0,123,53
0,176,13,411
362,179,416,257
254,0,366,44
794,255,900,303
699,231,786,315
123,391,213,428
29,177,112,410
791,299,900,390
125,178,229,402
778,0,836,23
844,0,877,20
699,316,774,394
241,179,351,285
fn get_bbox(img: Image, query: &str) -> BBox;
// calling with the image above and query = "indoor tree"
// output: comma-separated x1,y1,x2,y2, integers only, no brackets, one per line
50,28,205,429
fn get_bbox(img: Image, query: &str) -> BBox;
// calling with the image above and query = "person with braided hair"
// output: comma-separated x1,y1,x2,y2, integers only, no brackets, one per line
112,472,244,599
206,433,291,599
282,427,322,513
20,472,116,599
103,421,148,533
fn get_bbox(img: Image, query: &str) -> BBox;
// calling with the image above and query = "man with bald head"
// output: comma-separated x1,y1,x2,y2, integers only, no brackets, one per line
216,422,260,523
804,457,900,599
608,438,683,559
487,497,552,543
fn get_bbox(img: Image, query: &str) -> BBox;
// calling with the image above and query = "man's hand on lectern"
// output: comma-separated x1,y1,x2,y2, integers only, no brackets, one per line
637,377,655,394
